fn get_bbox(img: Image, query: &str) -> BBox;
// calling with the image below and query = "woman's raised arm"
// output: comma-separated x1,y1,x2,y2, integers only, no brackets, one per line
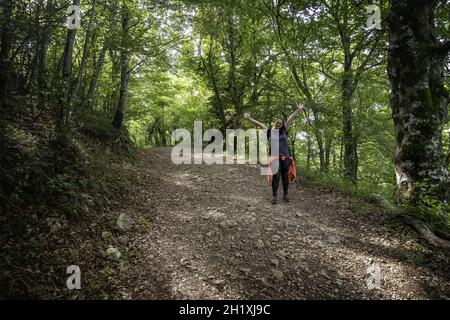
285,104,305,131
243,112,268,130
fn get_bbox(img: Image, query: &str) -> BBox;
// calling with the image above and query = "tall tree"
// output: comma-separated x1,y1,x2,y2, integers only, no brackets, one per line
68,0,100,109
320,0,385,182
388,0,450,203
112,2,130,129
83,38,109,111
36,0,54,112
0,0,14,109
194,0,272,131
58,0,81,130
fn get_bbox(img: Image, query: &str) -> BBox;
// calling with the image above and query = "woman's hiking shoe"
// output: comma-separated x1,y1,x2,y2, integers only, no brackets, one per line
271,196,278,204
283,195,290,202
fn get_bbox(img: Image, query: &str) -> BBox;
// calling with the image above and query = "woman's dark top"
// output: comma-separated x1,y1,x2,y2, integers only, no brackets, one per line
267,127,290,157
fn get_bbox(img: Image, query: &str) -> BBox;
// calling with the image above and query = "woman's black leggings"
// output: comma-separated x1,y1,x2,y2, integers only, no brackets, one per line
272,157,291,197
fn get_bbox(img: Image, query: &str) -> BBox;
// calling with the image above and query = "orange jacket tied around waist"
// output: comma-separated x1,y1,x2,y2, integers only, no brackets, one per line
265,156,297,183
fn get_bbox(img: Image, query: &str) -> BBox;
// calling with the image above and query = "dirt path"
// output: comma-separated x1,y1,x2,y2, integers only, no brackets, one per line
111,148,449,299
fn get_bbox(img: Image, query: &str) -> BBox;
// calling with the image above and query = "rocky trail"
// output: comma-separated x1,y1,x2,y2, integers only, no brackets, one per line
108,148,450,299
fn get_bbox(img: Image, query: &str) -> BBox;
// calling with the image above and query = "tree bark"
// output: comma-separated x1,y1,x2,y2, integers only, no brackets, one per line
37,0,53,111
224,17,243,129
112,4,130,129
325,136,333,173
58,0,81,131
342,66,358,182
69,0,99,109
201,36,226,132
306,136,312,170
83,39,109,111
0,0,13,109
388,0,450,203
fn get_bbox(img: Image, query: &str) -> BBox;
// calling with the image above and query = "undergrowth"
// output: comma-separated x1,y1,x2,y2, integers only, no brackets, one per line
298,166,450,237
0,110,136,299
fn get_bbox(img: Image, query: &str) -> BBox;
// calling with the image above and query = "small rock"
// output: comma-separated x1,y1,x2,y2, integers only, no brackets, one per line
320,269,331,279
329,235,341,244
219,221,228,228
277,250,289,260
256,240,265,249
116,213,135,232
46,217,67,232
272,269,284,281
258,277,271,287
201,209,224,221
240,268,251,275
213,279,225,286
101,230,112,240
220,220,237,228
103,247,121,262
271,258,280,267
228,221,238,227
272,235,280,242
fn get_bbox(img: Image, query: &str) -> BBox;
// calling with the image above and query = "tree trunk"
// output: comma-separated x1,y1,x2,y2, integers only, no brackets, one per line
306,136,312,170
0,0,13,109
325,136,333,173
58,0,80,130
37,0,53,111
342,64,358,182
388,0,450,203
112,4,130,129
289,131,296,162
225,17,243,129
332,0,366,184
202,36,226,132
69,0,99,109
83,39,109,111
316,132,326,173
332,143,337,171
